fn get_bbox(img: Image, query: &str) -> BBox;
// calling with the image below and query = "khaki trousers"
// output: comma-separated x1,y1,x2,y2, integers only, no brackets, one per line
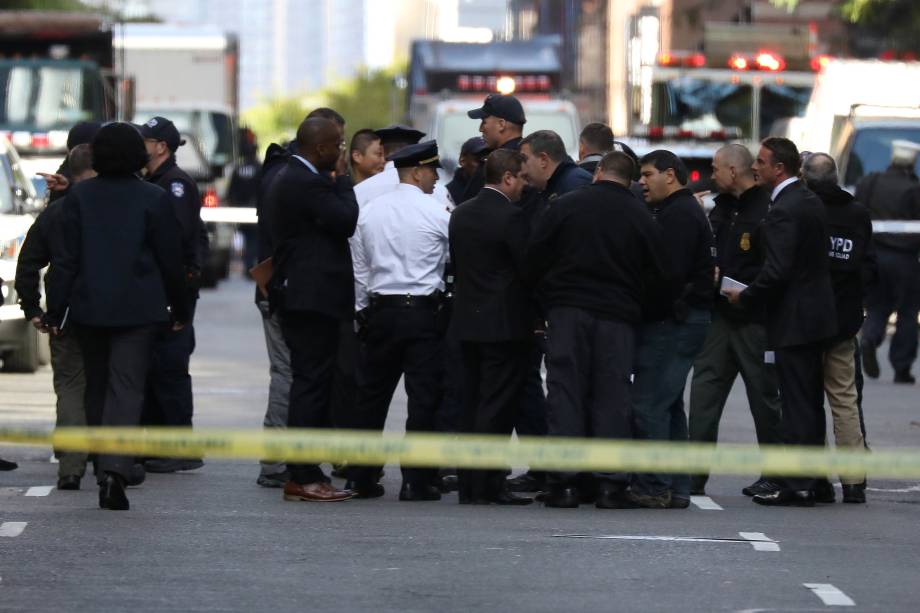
823,337,866,485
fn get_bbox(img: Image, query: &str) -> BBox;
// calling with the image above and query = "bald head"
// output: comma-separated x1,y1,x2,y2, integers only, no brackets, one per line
802,152,838,187
712,143,757,196
296,117,342,171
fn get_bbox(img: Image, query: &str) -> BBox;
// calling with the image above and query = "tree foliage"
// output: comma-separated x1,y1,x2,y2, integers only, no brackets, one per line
3,0,89,10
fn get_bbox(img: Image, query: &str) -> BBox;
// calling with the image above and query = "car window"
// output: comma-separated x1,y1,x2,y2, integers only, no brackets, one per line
844,126,920,185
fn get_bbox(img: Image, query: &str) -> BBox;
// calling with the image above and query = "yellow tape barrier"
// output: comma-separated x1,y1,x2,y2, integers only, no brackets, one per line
2,426,920,479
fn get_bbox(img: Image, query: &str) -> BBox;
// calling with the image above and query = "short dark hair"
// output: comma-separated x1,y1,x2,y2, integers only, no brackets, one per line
484,149,525,184
91,122,148,176
350,128,379,154
68,143,94,177
761,137,801,177
597,151,636,183
580,122,614,153
520,130,567,163
306,107,345,127
639,149,689,185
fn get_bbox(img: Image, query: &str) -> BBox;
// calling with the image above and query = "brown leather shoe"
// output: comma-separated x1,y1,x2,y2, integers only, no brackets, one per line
283,481,354,502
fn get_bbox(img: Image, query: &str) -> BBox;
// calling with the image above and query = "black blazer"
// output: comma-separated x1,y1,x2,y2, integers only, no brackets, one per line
742,180,837,348
47,176,188,328
449,187,532,342
268,158,358,320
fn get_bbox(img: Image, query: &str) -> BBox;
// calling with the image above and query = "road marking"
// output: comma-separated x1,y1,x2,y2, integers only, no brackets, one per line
690,495,723,510
49,454,58,464
866,484,920,493
25,485,53,497
0,522,27,537
738,532,780,552
803,583,855,606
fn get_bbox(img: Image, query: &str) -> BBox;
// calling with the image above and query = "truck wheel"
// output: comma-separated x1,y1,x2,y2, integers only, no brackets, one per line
3,324,40,373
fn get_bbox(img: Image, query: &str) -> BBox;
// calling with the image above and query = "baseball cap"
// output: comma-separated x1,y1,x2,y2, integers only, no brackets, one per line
139,116,186,151
467,94,526,125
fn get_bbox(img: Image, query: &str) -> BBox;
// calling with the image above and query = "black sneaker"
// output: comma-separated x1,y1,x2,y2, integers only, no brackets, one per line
894,369,916,384
842,481,866,504
506,471,543,492
742,478,781,497
257,471,289,488
862,342,880,379
814,478,836,503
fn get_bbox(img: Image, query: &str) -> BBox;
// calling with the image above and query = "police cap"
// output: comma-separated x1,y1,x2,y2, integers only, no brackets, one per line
374,124,425,145
139,116,186,151
387,140,442,169
891,139,920,165
467,94,526,125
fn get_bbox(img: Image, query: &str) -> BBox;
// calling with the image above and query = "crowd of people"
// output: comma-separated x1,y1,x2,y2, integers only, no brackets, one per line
6,90,913,512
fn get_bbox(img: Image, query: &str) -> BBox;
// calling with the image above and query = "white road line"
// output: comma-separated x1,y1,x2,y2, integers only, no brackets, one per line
866,484,920,493
0,522,27,537
690,495,723,510
25,485,54,497
49,455,59,464
738,532,780,552
803,583,855,606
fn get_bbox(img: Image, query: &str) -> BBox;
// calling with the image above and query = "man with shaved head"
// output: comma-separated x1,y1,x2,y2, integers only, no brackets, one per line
266,116,358,502
687,143,783,498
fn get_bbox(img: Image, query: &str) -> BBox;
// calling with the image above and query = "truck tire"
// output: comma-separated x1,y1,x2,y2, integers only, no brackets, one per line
3,324,40,373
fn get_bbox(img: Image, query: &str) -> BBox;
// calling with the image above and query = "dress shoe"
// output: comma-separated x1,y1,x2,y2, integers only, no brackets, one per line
894,369,916,384
842,481,867,504
439,474,459,493
144,458,204,473
57,475,81,490
742,477,781,497
668,496,691,509
126,463,146,487
861,342,879,378
398,483,442,501
752,488,815,507
814,478,836,503
689,476,707,496
283,481,353,502
345,480,385,499
506,471,543,492
492,490,533,505
624,490,671,509
543,487,581,508
0,458,17,471
256,471,289,488
595,485,631,509
98,473,129,510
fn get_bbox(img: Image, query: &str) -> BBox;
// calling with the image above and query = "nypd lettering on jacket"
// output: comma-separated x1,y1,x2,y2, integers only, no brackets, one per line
829,236,854,260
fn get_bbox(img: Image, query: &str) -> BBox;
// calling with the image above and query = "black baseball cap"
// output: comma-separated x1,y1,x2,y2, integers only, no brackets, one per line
460,136,488,156
467,94,526,125
374,124,425,145
139,116,186,151
387,140,442,169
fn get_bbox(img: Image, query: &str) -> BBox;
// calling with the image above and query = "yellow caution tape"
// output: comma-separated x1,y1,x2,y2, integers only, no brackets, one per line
1,426,919,478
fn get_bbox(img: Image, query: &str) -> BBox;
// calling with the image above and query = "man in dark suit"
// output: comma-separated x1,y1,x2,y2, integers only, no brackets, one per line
725,137,838,507
267,117,358,503
449,149,533,505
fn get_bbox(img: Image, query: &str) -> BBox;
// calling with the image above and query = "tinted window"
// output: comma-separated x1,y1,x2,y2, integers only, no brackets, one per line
652,79,753,136
844,127,920,186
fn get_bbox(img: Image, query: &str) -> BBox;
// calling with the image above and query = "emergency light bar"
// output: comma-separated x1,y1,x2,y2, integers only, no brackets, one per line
455,73,552,93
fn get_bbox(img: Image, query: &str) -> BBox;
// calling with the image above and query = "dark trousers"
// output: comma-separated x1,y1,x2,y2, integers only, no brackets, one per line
631,309,710,498
280,310,340,485
515,339,548,437
436,325,464,434
544,307,636,488
346,305,444,487
775,342,826,491
143,319,196,427
77,324,156,483
330,319,359,428
457,340,531,501
688,314,782,489
862,246,920,373
50,333,87,478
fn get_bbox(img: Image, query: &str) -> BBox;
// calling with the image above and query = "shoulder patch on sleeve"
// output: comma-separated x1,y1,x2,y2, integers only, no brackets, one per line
170,181,185,198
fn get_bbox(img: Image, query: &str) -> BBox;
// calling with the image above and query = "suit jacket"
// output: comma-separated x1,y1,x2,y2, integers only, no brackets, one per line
47,175,188,328
268,157,358,320
741,180,837,348
449,187,532,342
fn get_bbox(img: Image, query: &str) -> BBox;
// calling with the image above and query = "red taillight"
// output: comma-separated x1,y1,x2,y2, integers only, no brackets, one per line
729,54,749,70
31,133,50,148
810,54,832,71
689,170,701,183
659,52,707,68
755,52,785,72
688,53,706,68
457,75,470,90
648,126,664,140
203,188,219,208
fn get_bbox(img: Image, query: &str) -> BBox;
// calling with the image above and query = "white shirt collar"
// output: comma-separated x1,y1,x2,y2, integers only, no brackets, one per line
292,154,318,175
483,186,511,202
396,182,424,194
771,177,798,202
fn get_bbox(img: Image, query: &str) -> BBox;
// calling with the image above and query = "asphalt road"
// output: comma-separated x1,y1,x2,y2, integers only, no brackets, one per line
2,277,919,612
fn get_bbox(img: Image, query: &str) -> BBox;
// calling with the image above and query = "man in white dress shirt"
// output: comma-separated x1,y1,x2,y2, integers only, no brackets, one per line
345,140,451,502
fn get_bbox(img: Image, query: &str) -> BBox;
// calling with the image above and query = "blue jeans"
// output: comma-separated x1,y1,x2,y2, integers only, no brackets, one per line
631,309,711,498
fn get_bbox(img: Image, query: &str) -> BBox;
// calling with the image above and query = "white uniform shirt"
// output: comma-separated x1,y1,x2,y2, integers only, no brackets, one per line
354,161,454,210
352,183,451,311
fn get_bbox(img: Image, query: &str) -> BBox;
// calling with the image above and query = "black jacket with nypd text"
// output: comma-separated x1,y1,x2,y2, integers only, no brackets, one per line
146,156,205,271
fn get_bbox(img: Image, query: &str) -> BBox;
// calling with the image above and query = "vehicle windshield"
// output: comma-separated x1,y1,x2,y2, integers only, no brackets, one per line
651,78,811,138
0,153,14,214
138,108,235,167
436,109,578,165
843,126,920,185
0,62,103,131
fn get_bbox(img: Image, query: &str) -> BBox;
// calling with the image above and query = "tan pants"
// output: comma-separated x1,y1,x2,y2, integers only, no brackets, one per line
823,338,866,485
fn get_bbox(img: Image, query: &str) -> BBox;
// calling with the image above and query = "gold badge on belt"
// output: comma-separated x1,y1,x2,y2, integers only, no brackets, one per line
739,232,751,252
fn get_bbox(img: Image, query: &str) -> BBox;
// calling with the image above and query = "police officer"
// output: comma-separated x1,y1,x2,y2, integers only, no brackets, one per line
462,94,528,201
446,136,488,205
856,140,920,383
139,116,206,473
346,141,450,501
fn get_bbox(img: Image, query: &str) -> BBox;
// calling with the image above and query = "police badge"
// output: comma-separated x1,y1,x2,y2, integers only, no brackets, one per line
171,181,185,198
739,232,751,251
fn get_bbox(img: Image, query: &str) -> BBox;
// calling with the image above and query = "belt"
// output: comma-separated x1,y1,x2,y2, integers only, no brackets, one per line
370,293,441,310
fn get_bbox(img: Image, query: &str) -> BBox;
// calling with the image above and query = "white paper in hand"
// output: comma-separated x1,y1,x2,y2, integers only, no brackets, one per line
719,276,748,297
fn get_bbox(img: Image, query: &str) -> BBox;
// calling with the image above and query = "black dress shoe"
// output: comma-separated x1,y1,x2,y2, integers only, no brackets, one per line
842,481,866,504
742,478,781,497
57,475,81,490
0,458,18,471
398,483,441,501
126,463,146,487
894,369,916,384
491,490,533,505
595,484,629,509
814,478,836,503
861,342,880,379
543,487,580,508
98,473,130,510
345,480,385,499
439,474,459,493
668,496,691,509
506,471,543,492
752,488,815,507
